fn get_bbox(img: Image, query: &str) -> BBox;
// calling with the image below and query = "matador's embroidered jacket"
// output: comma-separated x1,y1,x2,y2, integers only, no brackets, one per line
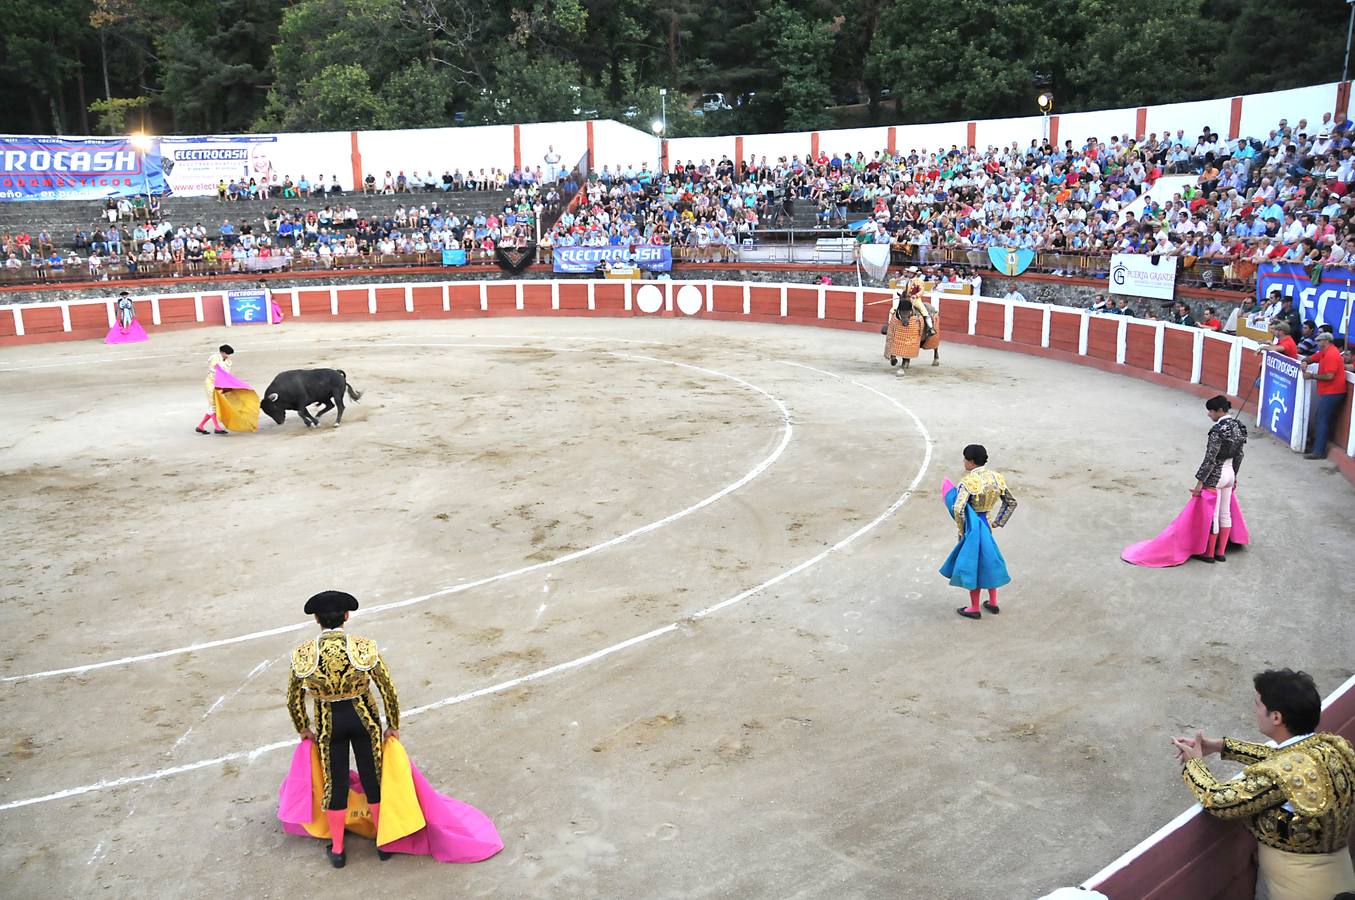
951,466,1013,535
1183,734,1355,854
287,629,400,806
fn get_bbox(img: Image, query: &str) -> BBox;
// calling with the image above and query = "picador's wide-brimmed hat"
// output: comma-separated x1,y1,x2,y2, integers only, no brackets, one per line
304,590,359,615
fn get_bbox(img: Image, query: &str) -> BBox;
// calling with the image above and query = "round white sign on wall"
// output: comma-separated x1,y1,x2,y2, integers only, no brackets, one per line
635,284,664,314
676,284,704,316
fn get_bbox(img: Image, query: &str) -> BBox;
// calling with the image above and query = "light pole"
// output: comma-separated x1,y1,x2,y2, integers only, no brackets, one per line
658,88,668,175
1037,93,1054,144
129,132,152,224
647,118,663,184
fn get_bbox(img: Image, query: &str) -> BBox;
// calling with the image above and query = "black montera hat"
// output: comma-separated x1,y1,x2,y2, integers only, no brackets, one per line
304,590,359,615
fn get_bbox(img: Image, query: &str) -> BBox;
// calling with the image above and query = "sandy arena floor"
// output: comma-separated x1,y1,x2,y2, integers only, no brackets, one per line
0,316,1351,899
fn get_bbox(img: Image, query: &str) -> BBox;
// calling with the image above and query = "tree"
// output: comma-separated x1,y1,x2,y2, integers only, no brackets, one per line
761,2,835,131
275,64,386,131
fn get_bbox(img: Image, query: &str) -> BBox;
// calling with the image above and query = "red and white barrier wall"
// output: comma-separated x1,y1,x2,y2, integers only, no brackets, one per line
2,277,1352,481
2,276,1354,894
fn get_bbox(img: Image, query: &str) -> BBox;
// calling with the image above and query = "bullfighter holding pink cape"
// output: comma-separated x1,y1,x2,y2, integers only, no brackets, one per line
279,590,502,868
1123,395,1250,567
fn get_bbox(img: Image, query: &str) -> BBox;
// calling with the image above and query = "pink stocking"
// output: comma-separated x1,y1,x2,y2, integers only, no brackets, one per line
326,810,347,853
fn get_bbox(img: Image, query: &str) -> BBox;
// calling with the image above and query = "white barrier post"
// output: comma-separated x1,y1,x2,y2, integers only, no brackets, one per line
967,297,977,335
743,284,751,316
151,296,161,325
586,281,594,311
549,282,558,311
1116,317,1127,365
1226,339,1241,397
817,285,826,319
405,285,414,313
105,299,116,328
1002,302,1013,343
12,307,24,336
1041,306,1050,348
1153,324,1164,373
194,293,204,322
367,286,376,315
1077,310,1089,356
329,287,338,316
1190,331,1204,384
480,282,489,311
222,295,233,326
779,285,788,318
516,282,524,311
60,303,71,332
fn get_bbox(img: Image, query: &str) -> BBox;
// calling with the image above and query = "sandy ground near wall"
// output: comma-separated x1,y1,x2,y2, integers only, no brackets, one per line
0,317,1351,900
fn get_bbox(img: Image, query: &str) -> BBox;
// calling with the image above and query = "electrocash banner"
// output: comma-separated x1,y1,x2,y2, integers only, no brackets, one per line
160,136,279,196
1255,263,1354,338
1257,350,1308,451
0,136,171,201
553,246,672,273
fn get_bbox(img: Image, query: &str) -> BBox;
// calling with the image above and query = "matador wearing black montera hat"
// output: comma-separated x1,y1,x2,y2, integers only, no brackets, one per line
286,590,401,868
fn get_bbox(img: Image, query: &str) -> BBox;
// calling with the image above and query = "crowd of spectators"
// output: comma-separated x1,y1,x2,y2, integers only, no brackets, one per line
4,111,1355,286
541,111,1355,281
0,182,563,280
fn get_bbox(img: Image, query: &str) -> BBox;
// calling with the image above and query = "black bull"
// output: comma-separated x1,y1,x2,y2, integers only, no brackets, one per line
261,369,363,428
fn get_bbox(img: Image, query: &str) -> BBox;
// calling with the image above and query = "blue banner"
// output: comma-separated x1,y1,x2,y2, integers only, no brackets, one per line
1255,263,1355,337
1258,350,1305,449
0,136,171,202
553,246,672,273
441,248,467,266
227,290,270,325
988,246,1035,276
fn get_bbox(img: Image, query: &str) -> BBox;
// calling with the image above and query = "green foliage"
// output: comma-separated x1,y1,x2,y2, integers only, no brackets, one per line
0,0,1347,137
87,96,148,134
279,64,386,131
762,2,835,131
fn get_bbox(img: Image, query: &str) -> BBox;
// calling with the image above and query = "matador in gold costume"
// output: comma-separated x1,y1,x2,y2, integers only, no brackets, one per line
287,590,401,868
1173,668,1355,900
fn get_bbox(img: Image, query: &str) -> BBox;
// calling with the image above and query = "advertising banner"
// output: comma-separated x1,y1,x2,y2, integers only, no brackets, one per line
1257,350,1308,450
988,246,1035,276
1110,253,1178,300
0,136,170,202
226,289,270,325
1255,263,1354,337
553,246,672,273
160,136,279,196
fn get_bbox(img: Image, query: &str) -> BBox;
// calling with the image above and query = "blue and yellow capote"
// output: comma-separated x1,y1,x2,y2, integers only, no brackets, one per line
939,466,1013,589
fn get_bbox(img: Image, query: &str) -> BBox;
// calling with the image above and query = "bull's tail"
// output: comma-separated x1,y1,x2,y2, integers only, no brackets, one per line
339,371,363,402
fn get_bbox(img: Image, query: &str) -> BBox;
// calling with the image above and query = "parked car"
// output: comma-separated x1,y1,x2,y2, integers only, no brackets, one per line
622,105,640,119
697,92,731,113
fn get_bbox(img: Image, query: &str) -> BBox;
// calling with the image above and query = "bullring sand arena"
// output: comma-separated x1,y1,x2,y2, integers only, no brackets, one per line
1,316,1352,898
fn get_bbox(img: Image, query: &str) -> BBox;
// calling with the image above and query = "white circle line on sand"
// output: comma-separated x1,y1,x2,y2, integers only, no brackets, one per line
2,344,792,683
0,361,932,812
0,333,665,373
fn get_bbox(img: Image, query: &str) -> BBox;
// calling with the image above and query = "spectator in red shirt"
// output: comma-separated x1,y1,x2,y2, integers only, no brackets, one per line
1303,332,1350,459
1260,320,1298,358
1201,306,1222,331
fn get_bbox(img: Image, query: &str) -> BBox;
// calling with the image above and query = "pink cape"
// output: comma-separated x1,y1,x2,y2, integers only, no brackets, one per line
1121,490,1250,567
213,364,254,391
278,740,503,863
269,300,284,324
104,320,147,344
